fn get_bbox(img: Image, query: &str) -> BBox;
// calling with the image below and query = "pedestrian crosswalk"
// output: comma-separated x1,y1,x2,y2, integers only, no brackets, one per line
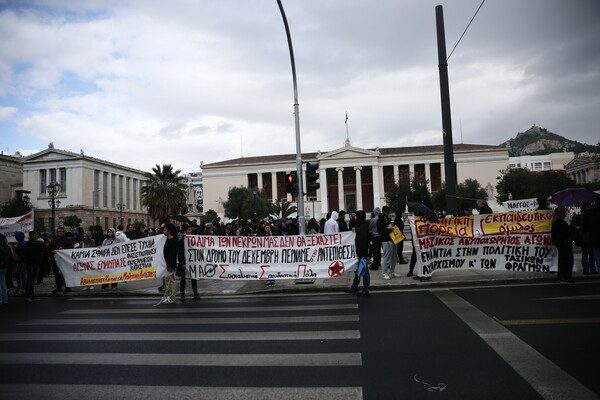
0,294,364,399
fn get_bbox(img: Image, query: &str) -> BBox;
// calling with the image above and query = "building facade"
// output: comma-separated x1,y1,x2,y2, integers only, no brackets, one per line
508,152,574,171
21,144,150,231
0,152,25,205
202,142,509,219
565,155,600,184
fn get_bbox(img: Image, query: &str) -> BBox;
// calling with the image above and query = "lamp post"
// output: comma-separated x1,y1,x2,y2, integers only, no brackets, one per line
47,181,62,232
117,202,125,224
92,189,101,225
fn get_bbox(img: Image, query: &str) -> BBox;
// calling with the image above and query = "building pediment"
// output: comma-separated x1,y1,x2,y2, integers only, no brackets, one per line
565,157,600,169
21,148,81,164
318,144,380,160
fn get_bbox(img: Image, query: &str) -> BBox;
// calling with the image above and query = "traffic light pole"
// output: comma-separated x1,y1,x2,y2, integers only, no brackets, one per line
277,0,305,234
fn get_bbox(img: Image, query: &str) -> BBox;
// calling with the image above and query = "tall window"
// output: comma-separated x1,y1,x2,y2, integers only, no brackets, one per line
103,172,109,207
39,170,47,193
49,168,57,185
133,179,137,210
126,177,131,209
111,174,116,207
119,175,124,204
94,170,100,207
59,168,67,191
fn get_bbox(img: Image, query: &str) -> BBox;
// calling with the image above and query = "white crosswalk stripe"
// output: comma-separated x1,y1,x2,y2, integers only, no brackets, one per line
1,294,363,398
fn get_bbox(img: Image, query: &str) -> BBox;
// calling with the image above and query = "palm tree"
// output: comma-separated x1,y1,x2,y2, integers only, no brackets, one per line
140,164,187,221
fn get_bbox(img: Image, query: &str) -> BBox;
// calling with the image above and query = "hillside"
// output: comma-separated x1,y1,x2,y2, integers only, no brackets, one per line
500,125,600,156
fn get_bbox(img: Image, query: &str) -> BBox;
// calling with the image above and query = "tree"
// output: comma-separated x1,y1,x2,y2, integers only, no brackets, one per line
140,164,187,221
200,209,219,224
63,215,82,229
270,199,297,219
0,198,31,218
222,187,270,220
384,177,432,213
132,220,146,230
432,179,488,213
495,168,576,202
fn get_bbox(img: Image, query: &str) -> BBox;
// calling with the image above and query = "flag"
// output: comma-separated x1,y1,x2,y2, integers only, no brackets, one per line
345,112,348,124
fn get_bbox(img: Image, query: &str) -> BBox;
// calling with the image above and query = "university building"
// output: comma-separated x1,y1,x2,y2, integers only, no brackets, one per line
202,141,509,219
21,144,150,230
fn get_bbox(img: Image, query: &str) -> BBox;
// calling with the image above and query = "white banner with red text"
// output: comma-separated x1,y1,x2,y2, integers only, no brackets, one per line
54,235,167,287
409,210,556,278
183,232,358,280
0,211,34,243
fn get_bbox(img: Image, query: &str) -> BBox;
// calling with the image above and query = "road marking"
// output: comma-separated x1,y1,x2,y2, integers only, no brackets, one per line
20,315,359,325
0,330,360,341
538,294,600,301
60,304,357,314
0,384,363,400
497,317,600,326
0,352,362,366
434,289,599,400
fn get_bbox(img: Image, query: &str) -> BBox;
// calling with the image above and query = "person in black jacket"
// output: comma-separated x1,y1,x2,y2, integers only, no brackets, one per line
552,206,575,283
177,225,199,302
159,223,179,304
345,210,371,296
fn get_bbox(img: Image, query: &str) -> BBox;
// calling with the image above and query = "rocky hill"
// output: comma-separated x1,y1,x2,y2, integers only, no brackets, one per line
500,125,600,156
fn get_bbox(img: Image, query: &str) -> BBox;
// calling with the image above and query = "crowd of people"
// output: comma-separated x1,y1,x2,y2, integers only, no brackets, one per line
1,196,599,305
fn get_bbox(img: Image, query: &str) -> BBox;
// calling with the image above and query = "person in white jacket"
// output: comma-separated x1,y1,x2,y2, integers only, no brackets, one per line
324,211,340,234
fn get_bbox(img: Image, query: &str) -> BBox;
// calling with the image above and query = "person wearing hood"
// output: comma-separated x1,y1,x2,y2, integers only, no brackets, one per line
101,228,122,290
368,207,382,270
13,231,27,296
324,211,340,234
345,210,371,296
0,233,12,305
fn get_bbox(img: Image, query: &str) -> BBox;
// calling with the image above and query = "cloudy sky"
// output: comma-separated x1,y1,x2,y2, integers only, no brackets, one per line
1,0,599,174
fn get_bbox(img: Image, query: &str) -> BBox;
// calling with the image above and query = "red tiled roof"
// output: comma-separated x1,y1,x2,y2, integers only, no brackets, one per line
203,143,506,168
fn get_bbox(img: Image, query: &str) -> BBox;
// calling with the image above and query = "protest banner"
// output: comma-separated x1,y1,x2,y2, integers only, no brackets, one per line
0,211,34,242
502,198,539,212
184,231,358,280
54,235,167,287
409,210,556,278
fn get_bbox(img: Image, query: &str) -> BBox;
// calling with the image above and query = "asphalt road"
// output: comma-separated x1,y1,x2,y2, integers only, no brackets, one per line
0,282,598,399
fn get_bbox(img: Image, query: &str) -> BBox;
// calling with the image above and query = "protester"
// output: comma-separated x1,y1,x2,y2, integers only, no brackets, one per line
13,231,27,296
368,207,382,271
345,210,371,296
586,197,600,272
324,211,340,234
49,226,74,295
158,223,178,304
0,234,12,305
395,211,408,264
15,231,44,301
377,206,398,279
79,231,97,291
476,200,493,214
571,204,596,274
177,225,199,301
100,228,124,290
552,206,575,283
307,218,320,234
337,210,349,232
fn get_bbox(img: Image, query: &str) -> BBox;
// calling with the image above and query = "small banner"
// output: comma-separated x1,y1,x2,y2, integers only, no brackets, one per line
184,232,358,280
409,210,556,277
0,211,34,243
55,235,167,287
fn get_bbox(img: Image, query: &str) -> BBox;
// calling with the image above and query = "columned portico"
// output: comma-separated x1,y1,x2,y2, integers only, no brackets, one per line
354,166,363,211
337,167,344,211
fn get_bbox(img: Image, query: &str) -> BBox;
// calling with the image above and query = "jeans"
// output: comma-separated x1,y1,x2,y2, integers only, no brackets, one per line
15,262,26,290
581,246,596,272
0,269,7,304
180,274,198,293
351,267,370,292
25,263,40,298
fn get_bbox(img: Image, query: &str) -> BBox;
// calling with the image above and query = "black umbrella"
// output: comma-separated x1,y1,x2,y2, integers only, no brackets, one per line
406,202,437,220
169,215,192,223
550,188,599,207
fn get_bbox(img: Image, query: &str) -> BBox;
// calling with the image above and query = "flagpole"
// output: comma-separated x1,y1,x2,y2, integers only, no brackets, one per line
345,112,350,146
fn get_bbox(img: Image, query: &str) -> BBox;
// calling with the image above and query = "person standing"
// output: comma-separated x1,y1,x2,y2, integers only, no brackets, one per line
49,226,74,295
345,210,371,296
101,228,125,290
337,211,349,232
158,223,178,304
0,234,12,306
368,208,382,271
324,211,340,234
377,206,398,279
79,231,97,291
572,204,597,274
395,211,408,264
552,206,575,283
476,200,493,214
19,231,45,301
178,225,199,301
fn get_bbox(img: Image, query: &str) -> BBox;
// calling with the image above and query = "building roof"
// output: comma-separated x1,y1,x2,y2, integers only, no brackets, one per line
202,143,506,168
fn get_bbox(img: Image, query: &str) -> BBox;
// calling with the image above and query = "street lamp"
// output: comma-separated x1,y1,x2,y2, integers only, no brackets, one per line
47,181,62,232
116,202,125,224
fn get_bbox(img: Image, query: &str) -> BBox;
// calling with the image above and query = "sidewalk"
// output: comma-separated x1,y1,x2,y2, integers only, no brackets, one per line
20,247,599,299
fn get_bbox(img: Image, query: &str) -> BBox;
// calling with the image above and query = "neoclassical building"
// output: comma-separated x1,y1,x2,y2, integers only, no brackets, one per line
565,155,600,184
202,141,509,219
21,144,150,231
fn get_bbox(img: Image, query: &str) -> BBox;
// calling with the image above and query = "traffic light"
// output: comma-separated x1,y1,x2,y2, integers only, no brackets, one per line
306,162,320,193
285,172,297,194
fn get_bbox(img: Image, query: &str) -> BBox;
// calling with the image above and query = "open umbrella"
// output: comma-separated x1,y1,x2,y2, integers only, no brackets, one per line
406,201,437,220
550,188,599,207
169,215,192,223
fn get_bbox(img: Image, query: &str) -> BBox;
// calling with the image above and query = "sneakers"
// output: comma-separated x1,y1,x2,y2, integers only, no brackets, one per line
383,274,391,280
193,292,200,300
162,297,175,304
357,290,370,296
558,278,575,284
392,273,402,278
82,286,89,291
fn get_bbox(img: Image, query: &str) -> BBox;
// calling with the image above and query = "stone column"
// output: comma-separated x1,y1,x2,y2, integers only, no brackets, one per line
372,165,381,210
257,172,263,193
355,166,363,211
439,162,445,183
393,165,399,184
337,167,345,211
271,172,277,201
425,163,431,191
409,164,415,181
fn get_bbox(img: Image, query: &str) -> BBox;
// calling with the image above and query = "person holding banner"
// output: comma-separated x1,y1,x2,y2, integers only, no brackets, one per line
177,225,199,301
101,228,125,290
345,210,371,296
49,227,74,295
158,223,178,305
552,206,575,283
0,234,12,306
